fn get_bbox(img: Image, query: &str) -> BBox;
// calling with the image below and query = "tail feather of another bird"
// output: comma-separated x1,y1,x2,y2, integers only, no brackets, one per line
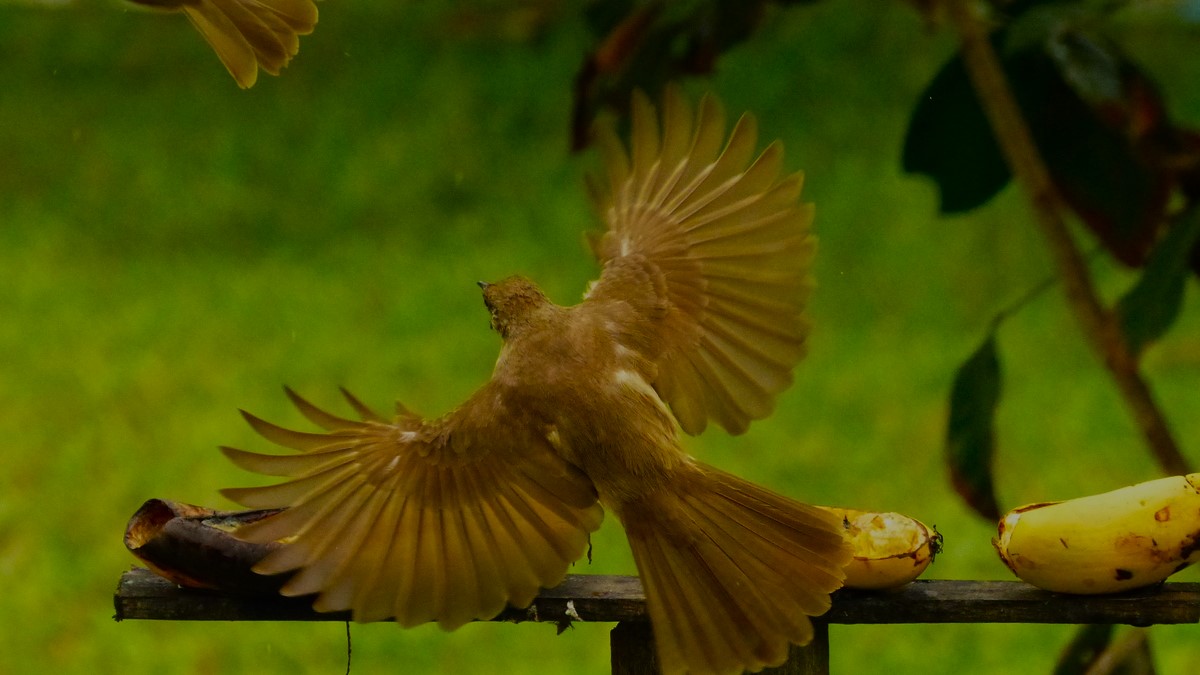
617,462,850,674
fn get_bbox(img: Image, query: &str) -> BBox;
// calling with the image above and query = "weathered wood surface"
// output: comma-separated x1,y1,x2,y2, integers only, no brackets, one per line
115,567,1200,626
826,579,1200,626
115,567,647,624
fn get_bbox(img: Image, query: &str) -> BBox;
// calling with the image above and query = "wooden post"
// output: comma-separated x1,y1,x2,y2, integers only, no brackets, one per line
764,623,829,675
610,621,658,675
609,620,829,675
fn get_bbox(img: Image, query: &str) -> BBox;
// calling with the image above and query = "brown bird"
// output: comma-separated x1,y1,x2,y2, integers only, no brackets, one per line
220,87,851,674
127,0,318,88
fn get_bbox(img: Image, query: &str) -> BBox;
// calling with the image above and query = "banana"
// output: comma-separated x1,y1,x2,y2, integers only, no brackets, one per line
821,506,942,590
993,473,1200,594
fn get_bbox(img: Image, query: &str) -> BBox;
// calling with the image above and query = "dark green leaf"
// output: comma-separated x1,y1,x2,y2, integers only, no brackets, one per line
572,0,777,150
904,20,1176,265
1117,204,1200,355
1026,29,1172,266
902,48,1012,213
945,331,1003,521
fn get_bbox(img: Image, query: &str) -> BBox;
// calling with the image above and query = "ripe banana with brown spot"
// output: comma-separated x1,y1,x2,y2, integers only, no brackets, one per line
994,473,1200,594
820,506,942,590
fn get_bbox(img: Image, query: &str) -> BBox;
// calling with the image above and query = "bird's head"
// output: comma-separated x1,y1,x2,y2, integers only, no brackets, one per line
478,276,551,339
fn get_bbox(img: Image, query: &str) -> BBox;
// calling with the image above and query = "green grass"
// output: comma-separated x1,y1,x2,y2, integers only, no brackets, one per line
1,1,1198,673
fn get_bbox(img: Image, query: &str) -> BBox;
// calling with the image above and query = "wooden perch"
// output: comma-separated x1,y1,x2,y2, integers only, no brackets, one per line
119,499,1200,627
118,499,1198,675
114,567,1200,627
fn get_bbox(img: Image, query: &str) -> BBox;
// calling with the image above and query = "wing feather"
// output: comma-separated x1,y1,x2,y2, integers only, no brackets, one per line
276,481,375,595
221,388,603,629
255,0,318,33
587,86,815,436
219,445,357,477
456,471,509,619
285,386,367,431
351,491,408,622
181,1,258,88
437,476,481,629
239,409,353,451
305,487,392,611
403,484,444,626
477,484,543,602
391,479,426,626
339,386,388,421
222,461,357,510
179,0,317,88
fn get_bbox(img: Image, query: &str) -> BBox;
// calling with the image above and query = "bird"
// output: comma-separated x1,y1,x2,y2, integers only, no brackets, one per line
126,0,318,88
219,86,852,674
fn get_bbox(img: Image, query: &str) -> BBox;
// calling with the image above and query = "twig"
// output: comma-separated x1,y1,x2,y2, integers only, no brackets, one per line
1083,628,1149,675
945,0,1191,476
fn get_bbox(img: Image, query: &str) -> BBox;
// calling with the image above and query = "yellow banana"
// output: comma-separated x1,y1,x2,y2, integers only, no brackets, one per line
994,473,1200,594
821,506,941,590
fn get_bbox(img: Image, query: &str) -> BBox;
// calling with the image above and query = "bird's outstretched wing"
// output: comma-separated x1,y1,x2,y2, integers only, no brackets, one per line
176,0,317,88
586,86,816,436
220,387,603,629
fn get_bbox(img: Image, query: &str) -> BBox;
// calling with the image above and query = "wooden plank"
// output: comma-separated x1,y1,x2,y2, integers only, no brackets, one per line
767,624,830,675
828,580,1200,626
610,622,658,675
114,568,1200,626
114,567,646,624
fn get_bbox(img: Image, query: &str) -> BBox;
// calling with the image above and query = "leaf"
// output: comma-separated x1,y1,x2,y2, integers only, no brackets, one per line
902,45,1012,213
1117,203,1200,356
1027,28,1173,267
904,16,1184,266
572,0,799,151
945,331,1003,521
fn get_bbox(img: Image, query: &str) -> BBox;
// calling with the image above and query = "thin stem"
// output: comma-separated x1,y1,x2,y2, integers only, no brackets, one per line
1083,628,1149,675
945,0,1191,475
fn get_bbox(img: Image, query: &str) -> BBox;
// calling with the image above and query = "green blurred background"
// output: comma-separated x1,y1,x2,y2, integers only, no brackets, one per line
1,0,1198,672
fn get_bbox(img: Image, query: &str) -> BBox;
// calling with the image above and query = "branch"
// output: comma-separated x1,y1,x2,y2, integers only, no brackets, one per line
1083,628,1150,675
945,0,1192,476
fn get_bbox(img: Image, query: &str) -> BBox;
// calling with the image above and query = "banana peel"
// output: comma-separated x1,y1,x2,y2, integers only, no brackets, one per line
821,506,942,590
994,473,1200,594
124,498,287,594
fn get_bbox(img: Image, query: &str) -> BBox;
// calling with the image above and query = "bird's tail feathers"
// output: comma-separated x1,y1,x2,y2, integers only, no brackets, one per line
617,463,850,674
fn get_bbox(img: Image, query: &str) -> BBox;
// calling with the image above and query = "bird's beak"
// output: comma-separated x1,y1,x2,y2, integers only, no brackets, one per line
477,281,490,291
